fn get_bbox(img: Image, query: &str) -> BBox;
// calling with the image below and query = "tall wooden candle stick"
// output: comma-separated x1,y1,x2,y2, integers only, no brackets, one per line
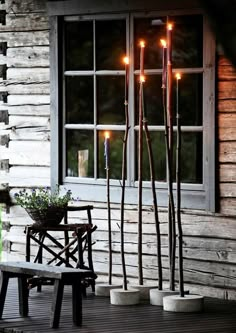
104,131,112,285
120,56,129,290
142,72,163,289
161,20,176,291
167,22,176,291
138,40,145,286
175,73,184,297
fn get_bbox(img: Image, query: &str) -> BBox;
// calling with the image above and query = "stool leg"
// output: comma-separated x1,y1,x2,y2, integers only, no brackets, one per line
0,272,9,319
50,279,64,328
72,280,82,326
18,276,29,317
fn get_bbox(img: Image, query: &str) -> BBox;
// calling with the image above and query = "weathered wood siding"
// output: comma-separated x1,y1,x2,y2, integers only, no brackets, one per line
1,0,236,301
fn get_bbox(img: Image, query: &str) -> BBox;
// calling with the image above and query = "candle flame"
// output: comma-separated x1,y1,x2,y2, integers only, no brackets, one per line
123,56,129,65
104,131,110,139
160,39,167,48
140,75,145,83
176,73,181,80
168,23,173,31
139,40,145,48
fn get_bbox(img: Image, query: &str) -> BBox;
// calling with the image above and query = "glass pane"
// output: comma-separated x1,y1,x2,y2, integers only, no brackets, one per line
135,75,163,125
97,76,125,124
173,73,202,126
135,131,166,181
173,132,202,183
172,15,203,68
134,15,203,70
134,17,165,70
96,20,126,70
66,130,94,178
64,21,93,71
66,76,94,124
97,131,123,179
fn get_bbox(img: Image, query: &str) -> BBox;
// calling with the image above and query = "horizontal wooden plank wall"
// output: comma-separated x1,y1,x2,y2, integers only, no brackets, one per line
218,56,236,215
1,0,236,302
0,0,51,257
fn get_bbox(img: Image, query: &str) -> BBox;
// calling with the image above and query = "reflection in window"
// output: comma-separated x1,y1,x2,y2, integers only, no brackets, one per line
66,76,94,124
96,20,126,70
97,76,125,125
172,132,203,183
135,131,166,182
173,73,203,126
180,132,203,183
66,130,94,178
65,21,93,71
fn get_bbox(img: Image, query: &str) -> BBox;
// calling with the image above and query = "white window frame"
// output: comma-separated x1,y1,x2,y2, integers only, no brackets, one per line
49,6,215,211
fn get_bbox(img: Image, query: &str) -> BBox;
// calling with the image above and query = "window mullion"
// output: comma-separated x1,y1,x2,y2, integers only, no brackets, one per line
93,19,98,179
127,13,135,187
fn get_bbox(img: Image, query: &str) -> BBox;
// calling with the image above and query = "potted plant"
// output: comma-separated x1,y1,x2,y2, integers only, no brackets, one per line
14,186,74,227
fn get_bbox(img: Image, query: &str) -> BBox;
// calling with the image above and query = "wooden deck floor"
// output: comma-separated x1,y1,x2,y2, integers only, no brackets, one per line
1,279,236,333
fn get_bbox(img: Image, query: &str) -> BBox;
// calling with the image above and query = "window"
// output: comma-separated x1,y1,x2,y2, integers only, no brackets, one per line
50,9,215,211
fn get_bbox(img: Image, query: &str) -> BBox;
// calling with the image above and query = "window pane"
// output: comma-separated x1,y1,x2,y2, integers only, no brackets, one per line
134,73,202,127
173,132,203,183
97,76,125,124
135,75,163,125
134,15,202,70
66,130,94,178
66,76,94,124
173,73,202,126
135,131,166,181
172,15,203,68
134,17,165,70
96,20,126,70
97,131,123,179
65,21,93,71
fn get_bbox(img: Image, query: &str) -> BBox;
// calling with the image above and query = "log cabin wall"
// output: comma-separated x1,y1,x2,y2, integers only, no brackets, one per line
1,0,236,300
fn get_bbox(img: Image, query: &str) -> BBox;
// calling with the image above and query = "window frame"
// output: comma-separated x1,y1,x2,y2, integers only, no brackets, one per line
49,7,216,211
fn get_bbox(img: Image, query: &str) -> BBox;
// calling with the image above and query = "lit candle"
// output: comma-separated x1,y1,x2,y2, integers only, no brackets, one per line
160,39,167,89
123,56,129,106
176,73,181,116
139,40,145,77
104,131,110,170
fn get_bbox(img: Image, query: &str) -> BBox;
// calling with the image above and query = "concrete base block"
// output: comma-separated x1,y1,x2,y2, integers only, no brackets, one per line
129,284,157,302
95,284,123,297
150,289,179,306
163,294,204,312
110,288,140,305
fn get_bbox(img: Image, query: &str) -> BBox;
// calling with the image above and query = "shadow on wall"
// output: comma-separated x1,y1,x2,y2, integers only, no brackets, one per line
199,0,236,68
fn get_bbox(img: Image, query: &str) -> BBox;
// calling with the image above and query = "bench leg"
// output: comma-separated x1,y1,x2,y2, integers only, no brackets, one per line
18,276,29,317
0,272,9,319
72,281,82,326
50,279,64,328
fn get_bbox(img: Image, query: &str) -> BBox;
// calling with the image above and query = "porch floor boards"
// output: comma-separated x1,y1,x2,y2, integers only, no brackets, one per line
1,280,236,333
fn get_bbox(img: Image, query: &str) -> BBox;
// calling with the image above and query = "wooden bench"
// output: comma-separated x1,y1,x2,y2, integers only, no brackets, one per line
0,261,95,328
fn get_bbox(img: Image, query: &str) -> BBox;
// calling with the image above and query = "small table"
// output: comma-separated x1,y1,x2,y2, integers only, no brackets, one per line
25,206,97,291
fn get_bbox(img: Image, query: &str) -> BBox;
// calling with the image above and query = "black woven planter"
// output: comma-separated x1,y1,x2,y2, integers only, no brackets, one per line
26,206,66,227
